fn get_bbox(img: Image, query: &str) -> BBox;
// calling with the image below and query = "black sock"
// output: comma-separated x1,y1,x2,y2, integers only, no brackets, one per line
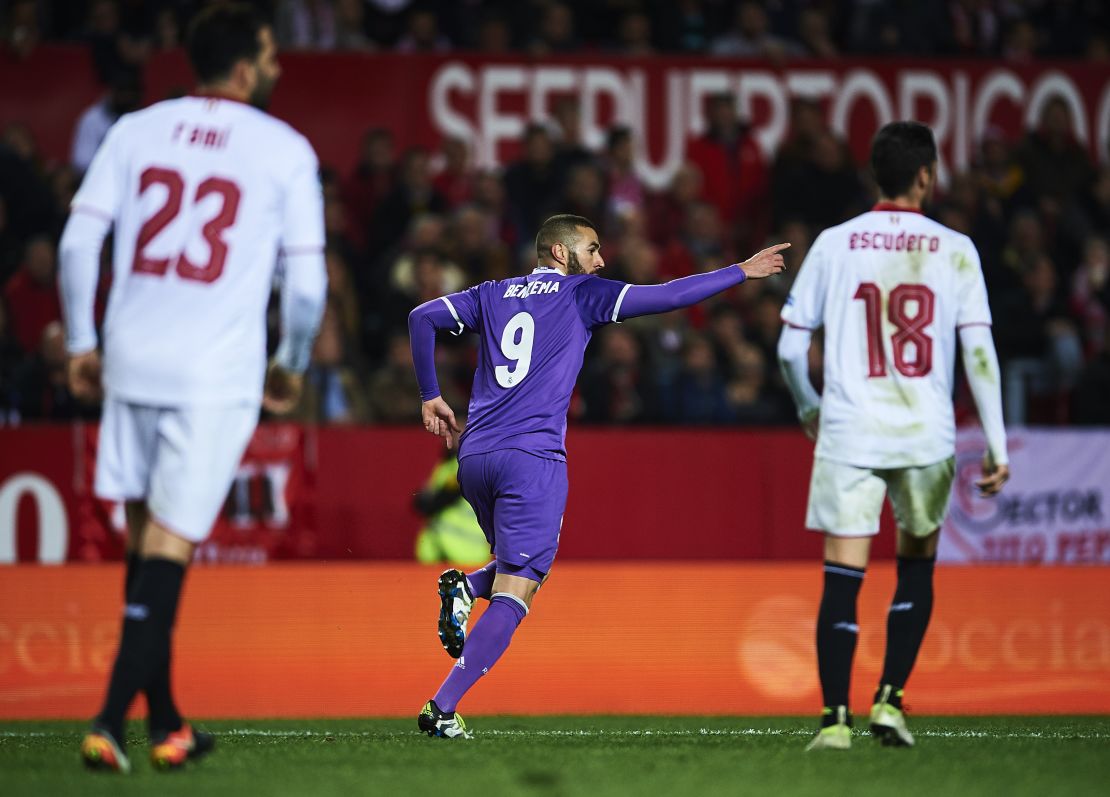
124,550,141,601
125,551,184,735
816,561,865,717
878,556,935,705
95,558,185,744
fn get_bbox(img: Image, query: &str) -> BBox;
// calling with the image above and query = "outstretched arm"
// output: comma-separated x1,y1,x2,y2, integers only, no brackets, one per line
618,243,789,320
959,324,1010,495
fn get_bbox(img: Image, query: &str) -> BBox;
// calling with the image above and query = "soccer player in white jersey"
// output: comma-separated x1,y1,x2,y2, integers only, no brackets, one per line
58,6,326,772
777,122,1010,750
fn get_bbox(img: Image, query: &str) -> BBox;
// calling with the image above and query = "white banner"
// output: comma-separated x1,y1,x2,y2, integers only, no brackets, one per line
940,428,1110,564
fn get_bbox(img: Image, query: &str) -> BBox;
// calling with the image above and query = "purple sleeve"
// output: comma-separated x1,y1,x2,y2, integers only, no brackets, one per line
408,290,480,402
574,277,631,328
618,265,746,320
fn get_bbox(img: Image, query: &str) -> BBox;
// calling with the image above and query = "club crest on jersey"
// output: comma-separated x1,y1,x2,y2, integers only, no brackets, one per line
504,281,560,299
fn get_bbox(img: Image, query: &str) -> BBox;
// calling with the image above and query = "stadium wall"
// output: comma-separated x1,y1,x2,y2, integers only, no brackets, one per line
4,47,1110,186
0,563,1107,719
2,426,1109,564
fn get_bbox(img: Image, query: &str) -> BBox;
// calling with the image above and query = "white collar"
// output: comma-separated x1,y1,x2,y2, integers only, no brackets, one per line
532,266,563,274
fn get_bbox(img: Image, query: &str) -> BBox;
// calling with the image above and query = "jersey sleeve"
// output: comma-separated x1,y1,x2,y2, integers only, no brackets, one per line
441,285,482,335
278,135,326,254
954,239,992,328
69,117,127,220
574,276,631,329
780,232,829,330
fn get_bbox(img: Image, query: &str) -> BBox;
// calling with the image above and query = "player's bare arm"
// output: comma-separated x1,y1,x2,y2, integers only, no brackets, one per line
739,242,790,279
262,362,304,415
975,457,1009,497
422,396,461,449
66,349,103,402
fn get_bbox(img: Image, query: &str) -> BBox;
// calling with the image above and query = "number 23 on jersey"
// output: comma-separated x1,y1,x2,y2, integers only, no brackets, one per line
133,165,242,284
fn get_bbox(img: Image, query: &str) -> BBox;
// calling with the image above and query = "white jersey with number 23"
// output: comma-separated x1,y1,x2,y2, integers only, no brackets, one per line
70,95,324,406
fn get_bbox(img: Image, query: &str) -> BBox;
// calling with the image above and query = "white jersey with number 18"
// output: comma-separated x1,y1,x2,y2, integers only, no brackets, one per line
781,205,992,469
69,95,324,406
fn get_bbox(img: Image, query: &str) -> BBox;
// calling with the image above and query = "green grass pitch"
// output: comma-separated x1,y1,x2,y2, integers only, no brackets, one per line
2,716,1108,796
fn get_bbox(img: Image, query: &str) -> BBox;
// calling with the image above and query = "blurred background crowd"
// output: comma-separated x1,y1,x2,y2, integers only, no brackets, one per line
0,0,1108,429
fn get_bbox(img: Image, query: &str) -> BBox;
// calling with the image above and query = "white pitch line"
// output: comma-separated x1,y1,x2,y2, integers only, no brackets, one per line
2,728,1107,741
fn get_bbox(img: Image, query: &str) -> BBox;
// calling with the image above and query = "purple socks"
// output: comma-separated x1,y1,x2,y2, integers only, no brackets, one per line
465,562,497,600
433,593,527,712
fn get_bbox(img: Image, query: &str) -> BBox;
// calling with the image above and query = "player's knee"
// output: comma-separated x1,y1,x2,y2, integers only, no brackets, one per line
896,529,939,558
140,521,196,564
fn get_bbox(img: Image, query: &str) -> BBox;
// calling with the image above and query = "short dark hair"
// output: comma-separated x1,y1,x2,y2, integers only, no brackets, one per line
870,121,937,199
186,4,264,85
535,214,596,258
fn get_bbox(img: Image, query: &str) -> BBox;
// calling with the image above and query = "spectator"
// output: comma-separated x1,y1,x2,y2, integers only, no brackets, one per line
994,254,1084,423
605,126,645,223
647,162,702,248
1001,18,1038,62
560,163,606,230
710,1,798,59
1070,236,1110,357
686,93,768,252
773,129,867,232
661,201,729,280
797,7,838,58
396,6,450,52
656,332,734,424
84,0,150,79
432,136,476,209
579,325,654,423
294,300,369,424
472,169,516,250
276,0,337,50
335,0,374,51
448,204,510,282
0,298,24,422
503,123,560,250
475,11,512,53
529,1,579,55
70,67,142,174
342,127,397,253
1015,96,1095,217
1071,348,1110,424
3,0,40,59
657,0,712,53
4,235,60,354
550,97,594,173
13,320,97,421
615,11,653,56
366,330,424,423
372,147,449,253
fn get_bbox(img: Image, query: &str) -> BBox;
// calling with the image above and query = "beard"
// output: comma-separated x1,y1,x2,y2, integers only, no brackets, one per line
250,72,277,110
566,249,587,275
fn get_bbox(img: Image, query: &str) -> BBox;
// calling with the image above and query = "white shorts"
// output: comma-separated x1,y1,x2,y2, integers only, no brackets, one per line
95,396,258,543
805,456,955,538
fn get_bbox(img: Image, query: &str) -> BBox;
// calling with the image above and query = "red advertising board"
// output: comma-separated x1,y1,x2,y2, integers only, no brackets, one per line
3,48,1109,187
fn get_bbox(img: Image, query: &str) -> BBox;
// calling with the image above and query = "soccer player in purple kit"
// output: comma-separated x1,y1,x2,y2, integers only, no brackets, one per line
408,214,787,738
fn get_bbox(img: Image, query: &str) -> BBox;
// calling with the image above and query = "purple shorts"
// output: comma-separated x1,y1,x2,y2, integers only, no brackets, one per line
457,448,568,583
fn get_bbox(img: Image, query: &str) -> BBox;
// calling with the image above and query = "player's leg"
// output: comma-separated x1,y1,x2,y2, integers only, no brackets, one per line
421,451,565,738
870,458,954,747
435,456,497,658
82,398,157,772
121,502,183,744
804,458,885,751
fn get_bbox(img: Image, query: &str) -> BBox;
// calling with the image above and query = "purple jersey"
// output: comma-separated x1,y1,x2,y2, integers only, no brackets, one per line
442,267,628,461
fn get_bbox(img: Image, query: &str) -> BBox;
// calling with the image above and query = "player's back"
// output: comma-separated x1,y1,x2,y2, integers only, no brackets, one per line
73,96,321,405
452,267,625,460
783,206,992,468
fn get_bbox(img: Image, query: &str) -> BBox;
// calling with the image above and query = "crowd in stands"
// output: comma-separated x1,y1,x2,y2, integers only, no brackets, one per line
4,1,1109,63
1,1,1108,428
